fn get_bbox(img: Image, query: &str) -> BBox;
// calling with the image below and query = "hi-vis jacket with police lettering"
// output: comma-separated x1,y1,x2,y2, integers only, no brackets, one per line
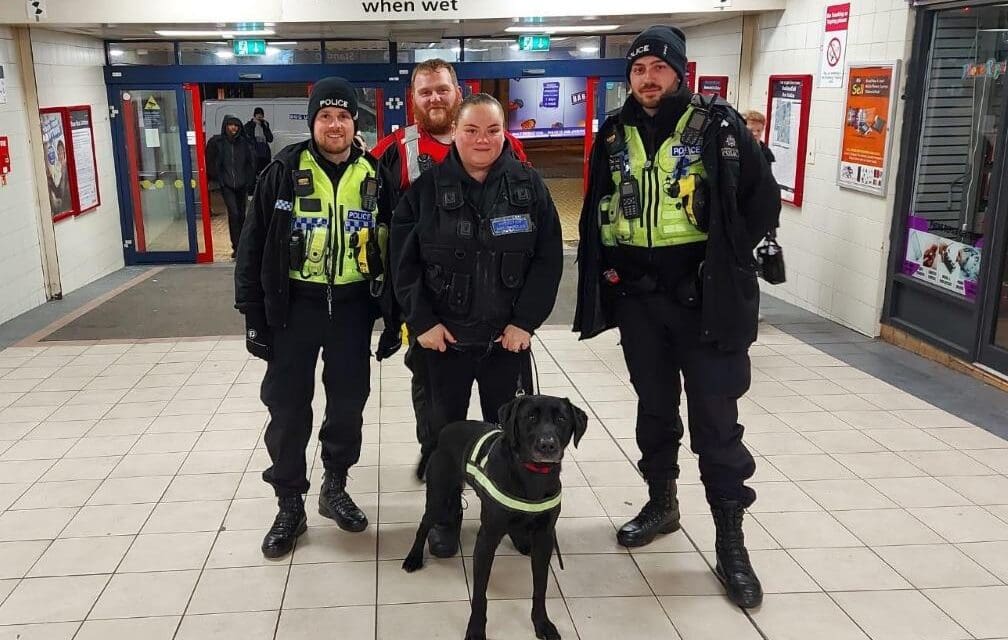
391,142,563,345
235,140,391,328
574,89,781,351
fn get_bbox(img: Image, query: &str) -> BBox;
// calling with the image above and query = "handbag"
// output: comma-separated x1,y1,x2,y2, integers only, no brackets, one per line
755,232,786,285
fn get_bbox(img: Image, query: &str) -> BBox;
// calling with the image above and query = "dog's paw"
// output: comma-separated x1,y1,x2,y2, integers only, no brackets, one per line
402,553,424,573
534,618,561,640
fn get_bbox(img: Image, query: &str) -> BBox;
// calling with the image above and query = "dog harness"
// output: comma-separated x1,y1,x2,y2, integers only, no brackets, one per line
465,429,562,514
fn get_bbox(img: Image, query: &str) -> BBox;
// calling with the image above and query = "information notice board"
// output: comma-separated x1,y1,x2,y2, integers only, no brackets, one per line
766,75,813,207
38,105,101,221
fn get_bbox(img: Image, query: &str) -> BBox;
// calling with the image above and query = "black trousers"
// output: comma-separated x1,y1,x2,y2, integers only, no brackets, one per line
425,344,533,440
220,185,249,253
404,341,432,451
616,293,756,508
260,293,375,497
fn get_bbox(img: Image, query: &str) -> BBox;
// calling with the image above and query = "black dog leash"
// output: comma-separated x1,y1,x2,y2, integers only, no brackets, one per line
553,529,564,571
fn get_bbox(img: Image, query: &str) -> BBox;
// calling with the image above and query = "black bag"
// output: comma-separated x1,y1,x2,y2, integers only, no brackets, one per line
756,233,786,285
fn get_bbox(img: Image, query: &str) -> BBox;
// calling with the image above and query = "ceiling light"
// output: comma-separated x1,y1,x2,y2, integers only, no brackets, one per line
155,29,275,37
109,48,124,56
265,46,279,55
579,45,599,53
505,25,619,33
509,44,519,50
215,50,234,59
269,41,298,45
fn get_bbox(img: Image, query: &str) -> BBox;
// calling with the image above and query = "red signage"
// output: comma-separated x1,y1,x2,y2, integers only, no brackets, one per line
698,76,729,98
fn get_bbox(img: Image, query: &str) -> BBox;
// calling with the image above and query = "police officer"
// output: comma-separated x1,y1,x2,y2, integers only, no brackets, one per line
574,27,780,609
372,59,529,481
235,77,388,558
392,93,563,557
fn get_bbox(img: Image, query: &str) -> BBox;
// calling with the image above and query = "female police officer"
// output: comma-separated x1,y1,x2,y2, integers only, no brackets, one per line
392,93,563,557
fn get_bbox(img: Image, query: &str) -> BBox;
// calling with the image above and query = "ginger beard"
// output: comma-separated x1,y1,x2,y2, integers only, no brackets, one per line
412,69,461,136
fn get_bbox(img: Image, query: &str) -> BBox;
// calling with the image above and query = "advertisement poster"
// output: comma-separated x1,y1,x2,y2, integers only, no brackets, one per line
767,76,811,205
904,216,981,299
40,111,73,219
507,77,587,139
69,107,99,212
698,76,729,98
838,62,900,196
819,3,850,88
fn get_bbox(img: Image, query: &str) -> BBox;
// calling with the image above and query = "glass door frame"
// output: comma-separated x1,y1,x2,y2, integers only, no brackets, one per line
110,83,199,264
976,105,1008,373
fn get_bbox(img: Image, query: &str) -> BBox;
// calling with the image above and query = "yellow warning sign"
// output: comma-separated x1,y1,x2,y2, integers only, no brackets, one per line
144,96,160,110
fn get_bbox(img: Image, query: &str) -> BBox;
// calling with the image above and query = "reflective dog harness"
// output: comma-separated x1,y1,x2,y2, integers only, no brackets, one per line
465,429,562,514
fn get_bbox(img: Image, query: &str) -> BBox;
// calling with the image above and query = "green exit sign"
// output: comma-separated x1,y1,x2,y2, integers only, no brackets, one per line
517,35,551,52
233,39,267,56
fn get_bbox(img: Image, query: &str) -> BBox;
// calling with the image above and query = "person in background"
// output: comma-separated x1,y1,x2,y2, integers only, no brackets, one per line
743,110,775,166
372,58,529,481
207,115,257,258
244,107,274,176
391,93,562,558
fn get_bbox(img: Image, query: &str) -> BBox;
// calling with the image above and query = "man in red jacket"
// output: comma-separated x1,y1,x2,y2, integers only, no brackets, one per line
373,59,527,479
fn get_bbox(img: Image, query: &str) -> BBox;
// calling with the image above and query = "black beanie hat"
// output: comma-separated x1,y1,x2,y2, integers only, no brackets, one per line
307,76,358,131
625,25,688,83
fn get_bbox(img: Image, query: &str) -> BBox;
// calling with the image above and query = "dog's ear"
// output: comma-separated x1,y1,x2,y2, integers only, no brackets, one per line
565,398,588,448
498,395,525,445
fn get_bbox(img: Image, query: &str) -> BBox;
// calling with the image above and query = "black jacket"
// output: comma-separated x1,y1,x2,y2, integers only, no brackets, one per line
234,139,385,327
574,91,781,351
207,115,257,190
392,143,563,345
244,118,274,159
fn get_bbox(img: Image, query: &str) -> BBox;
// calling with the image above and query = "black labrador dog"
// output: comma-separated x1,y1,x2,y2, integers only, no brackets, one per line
403,394,587,640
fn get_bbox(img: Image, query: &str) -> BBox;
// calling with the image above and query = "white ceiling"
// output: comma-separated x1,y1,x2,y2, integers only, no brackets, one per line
45,13,739,41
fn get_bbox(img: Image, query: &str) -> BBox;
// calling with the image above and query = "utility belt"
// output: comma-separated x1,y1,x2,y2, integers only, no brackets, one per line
603,262,704,309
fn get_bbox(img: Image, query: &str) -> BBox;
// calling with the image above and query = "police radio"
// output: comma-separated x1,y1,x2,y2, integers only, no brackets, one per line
360,177,379,212
680,106,712,147
618,177,642,220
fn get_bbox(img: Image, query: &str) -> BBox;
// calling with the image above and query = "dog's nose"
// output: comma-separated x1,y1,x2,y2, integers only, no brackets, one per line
536,436,559,455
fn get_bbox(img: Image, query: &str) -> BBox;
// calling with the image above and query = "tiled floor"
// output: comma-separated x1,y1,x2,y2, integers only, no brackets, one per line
0,326,1006,640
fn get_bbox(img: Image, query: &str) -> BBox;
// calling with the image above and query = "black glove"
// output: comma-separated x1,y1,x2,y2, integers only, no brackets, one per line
375,321,402,362
244,309,273,361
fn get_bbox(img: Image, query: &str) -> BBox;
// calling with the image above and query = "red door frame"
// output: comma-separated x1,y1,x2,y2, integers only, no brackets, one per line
121,96,147,253
584,76,599,195
184,83,214,263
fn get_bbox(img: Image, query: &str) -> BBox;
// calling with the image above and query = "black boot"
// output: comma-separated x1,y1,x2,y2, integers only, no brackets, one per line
319,471,368,532
428,510,462,558
712,499,763,609
261,495,307,558
617,478,681,548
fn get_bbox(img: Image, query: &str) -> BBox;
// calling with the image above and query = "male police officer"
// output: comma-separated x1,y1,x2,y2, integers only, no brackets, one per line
574,27,780,609
371,59,527,480
236,77,387,558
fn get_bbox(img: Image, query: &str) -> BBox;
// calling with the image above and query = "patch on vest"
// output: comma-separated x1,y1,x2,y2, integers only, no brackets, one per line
345,209,374,232
490,214,532,236
720,134,740,160
274,199,293,212
670,145,702,157
292,217,328,231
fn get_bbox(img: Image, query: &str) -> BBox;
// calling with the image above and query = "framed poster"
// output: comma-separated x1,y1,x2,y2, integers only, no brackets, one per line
837,61,901,196
766,75,813,207
39,107,75,221
67,105,101,213
698,75,729,98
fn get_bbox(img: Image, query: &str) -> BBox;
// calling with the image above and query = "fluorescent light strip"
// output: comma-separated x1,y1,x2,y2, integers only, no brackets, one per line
155,29,275,37
505,25,618,33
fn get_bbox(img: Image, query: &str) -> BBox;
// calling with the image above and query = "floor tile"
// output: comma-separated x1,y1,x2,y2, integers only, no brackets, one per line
833,452,925,478
0,574,109,623
900,450,997,476
75,616,180,640
803,430,885,454
868,477,970,509
28,535,133,577
833,509,945,546
747,481,823,512
635,551,723,595
0,507,77,542
276,606,376,639
0,460,52,484
0,540,49,579
142,500,230,534
375,601,471,639
938,475,1008,506
754,511,862,548
924,586,1008,639
188,565,289,614
862,428,949,452
460,554,561,600
796,478,897,510
790,546,910,590
660,595,763,639
957,541,1008,581
832,590,968,640
0,621,79,639
742,548,820,593
578,460,645,486
118,531,216,572
678,513,780,552
926,427,1008,449
766,454,856,481
174,610,278,640
87,476,172,505
62,503,156,537
110,452,186,478
377,557,467,604
750,592,869,640
874,544,1000,588
90,570,200,618
163,473,242,502
551,553,651,597
13,479,101,509
567,596,680,640
909,506,1008,543
41,456,118,482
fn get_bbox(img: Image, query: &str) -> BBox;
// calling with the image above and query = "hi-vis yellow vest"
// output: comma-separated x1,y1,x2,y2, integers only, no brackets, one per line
600,106,709,248
289,150,376,285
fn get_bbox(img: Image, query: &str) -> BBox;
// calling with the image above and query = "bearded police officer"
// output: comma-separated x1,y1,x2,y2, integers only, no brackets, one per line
574,27,780,609
236,77,388,558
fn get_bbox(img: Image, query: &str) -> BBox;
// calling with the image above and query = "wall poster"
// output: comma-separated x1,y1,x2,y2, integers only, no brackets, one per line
697,75,729,98
837,61,901,196
766,75,813,207
39,105,101,221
